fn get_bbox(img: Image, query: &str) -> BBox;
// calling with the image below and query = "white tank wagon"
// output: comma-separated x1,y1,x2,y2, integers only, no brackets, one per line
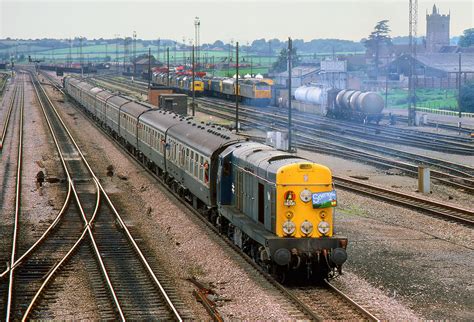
294,85,384,123
293,86,330,115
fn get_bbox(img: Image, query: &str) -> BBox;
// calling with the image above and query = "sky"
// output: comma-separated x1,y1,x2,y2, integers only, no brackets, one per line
0,0,472,43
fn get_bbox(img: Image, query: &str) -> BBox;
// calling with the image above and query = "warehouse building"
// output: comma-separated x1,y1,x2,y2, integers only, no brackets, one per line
389,53,474,88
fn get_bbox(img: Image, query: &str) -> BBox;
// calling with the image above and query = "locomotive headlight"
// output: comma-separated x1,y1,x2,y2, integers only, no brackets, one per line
282,220,296,236
317,221,331,235
300,220,313,236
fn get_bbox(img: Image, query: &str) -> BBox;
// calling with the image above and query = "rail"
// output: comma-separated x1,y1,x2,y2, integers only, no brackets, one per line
62,77,380,321
5,75,24,321
334,176,474,226
28,72,125,321
27,70,183,321
324,280,380,321
0,83,17,149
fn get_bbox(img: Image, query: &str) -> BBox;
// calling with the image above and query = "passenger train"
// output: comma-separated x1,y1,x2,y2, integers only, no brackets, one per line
63,76,348,281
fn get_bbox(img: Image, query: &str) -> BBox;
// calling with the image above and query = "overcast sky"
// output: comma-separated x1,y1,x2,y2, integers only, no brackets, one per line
1,0,472,43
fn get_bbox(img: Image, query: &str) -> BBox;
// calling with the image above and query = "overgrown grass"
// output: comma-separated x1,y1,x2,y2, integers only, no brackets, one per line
382,88,459,110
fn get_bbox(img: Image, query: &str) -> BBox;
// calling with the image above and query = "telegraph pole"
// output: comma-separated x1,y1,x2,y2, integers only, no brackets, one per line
192,45,195,116
167,47,170,86
235,42,239,132
148,47,151,88
157,38,160,64
458,52,462,118
408,0,418,126
194,17,200,68
115,34,120,73
288,37,293,152
133,31,137,75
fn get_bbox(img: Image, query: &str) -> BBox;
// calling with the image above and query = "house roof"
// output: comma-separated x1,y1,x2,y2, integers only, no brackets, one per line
414,53,474,73
276,67,318,78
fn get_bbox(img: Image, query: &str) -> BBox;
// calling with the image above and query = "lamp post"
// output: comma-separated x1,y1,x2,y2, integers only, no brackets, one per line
458,52,462,118
192,44,195,116
194,17,200,68
235,42,239,132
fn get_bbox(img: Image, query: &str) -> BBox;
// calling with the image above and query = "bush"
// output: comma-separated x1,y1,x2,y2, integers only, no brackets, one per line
395,97,408,105
460,82,474,113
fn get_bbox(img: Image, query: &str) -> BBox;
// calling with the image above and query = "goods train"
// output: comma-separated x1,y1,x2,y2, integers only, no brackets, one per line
152,72,273,107
63,76,348,281
295,86,385,123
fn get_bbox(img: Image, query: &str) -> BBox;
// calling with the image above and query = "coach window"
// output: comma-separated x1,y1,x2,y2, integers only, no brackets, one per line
199,155,204,181
194,153,199,177
179,147,185,166
185,148,190,172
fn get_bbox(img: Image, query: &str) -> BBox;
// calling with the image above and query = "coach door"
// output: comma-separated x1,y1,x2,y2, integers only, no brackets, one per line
258,182,265,225
236,171,243,211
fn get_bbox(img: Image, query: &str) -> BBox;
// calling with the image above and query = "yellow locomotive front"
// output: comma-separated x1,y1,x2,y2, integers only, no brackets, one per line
190,79,204,93
271,162,347,277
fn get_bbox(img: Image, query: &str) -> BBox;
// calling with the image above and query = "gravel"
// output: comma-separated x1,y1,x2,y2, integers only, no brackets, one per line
43,72,473,320
21,75,101,319
43,78,297,320
298,149,473,210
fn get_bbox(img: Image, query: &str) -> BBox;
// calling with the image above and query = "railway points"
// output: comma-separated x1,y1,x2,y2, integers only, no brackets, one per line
41,72,380,320
32,68,472,320
2,6,474,317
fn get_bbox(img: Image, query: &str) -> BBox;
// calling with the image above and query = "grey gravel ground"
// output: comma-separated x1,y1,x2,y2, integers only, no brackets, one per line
299,149,473,320
45,82,297,320
44,72,473,320
335,189,473,320
20,76,102,319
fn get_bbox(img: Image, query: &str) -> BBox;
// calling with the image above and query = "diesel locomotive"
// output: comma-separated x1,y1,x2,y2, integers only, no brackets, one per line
63,76,348,281
152,72,273,107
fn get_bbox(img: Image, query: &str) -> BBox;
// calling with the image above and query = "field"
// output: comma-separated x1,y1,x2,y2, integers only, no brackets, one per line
4,41,362,76
382,88,459,110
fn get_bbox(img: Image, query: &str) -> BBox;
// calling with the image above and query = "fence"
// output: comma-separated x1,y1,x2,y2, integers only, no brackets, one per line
415,107,474,118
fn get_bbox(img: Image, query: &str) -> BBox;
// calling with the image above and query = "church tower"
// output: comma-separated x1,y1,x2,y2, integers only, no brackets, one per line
426,4,450,52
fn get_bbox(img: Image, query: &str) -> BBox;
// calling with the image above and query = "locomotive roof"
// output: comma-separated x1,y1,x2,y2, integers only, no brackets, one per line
231,142,304,183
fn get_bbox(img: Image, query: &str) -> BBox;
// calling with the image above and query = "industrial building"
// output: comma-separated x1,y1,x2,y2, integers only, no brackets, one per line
389,53,474,88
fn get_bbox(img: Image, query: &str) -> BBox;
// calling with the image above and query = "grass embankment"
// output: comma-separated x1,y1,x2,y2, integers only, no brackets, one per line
382,88,459,110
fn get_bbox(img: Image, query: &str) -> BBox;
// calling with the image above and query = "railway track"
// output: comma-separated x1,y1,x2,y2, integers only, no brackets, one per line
195,100,474,193
90,75,473,152
396,114,474,135
1,71,187,320
45,72,383,321
0,73,25,321
75,74,474,222
333,176,474,226
0,78,17,150
198,96,474,155
199,103,474,225
83,76,474,188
